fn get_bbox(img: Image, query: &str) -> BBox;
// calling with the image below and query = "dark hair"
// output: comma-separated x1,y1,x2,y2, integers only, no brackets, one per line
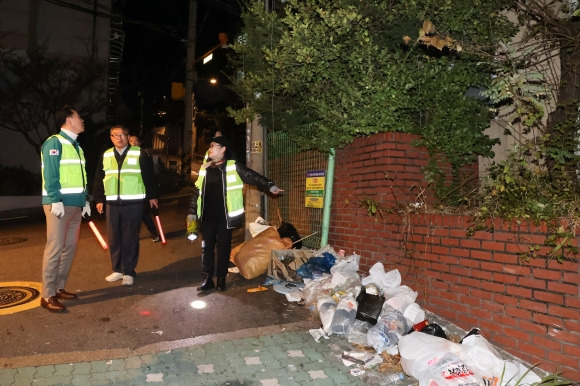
55,105,75,128
110,125,129,135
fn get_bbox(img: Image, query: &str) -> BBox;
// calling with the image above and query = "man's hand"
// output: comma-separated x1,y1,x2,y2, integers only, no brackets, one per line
82,201,91,218
51,202,65,218
269,185,284,195
96,203,104,214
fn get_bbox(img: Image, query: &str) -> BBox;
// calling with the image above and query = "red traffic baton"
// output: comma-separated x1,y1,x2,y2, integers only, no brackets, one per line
88,220,108,250
152,206,166,245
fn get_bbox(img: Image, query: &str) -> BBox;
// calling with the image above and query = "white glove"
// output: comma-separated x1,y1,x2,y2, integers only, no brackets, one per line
82,201,91,218
51,202,65,218
269,185,282,194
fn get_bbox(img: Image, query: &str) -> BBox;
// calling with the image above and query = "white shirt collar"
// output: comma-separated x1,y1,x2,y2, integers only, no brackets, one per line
61,128,78,141
115,145,128,154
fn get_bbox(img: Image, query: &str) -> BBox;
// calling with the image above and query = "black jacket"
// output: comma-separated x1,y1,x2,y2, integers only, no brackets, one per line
188,160,275,229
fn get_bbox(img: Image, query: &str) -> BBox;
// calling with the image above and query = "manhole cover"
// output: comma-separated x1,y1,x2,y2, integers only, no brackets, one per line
0,282,41,315
0,237,27,246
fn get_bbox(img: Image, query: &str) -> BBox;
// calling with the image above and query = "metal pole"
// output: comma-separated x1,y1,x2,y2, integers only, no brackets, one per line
184,0,197,158
320,148,335,247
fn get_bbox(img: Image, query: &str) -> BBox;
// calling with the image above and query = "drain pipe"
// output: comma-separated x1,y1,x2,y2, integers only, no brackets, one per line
320,148,335,247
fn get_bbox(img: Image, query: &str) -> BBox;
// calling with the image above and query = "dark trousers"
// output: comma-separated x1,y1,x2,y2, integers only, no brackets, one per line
142,203,158,237
106,203,142,277
200,215,232,280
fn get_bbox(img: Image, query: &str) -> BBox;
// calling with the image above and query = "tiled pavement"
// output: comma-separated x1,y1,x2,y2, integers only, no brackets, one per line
0,329,370,386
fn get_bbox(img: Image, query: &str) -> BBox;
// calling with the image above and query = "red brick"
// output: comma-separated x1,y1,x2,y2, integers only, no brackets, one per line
470,289,493,301
503,326,532,342
458,277,481,289
493,232,516,242
563,342,580,358
548,328,580,345
546,259,579,272
548,304,580,319
518,319,547,334
563,271,580,284
460,239,481,249
457,258,479,268
481,241,505,251
519,299,547,313
501,264,530,275
547,281,578,295
459,294,481,307
531,335,562,351
492,312,517,327
494,294,518,306
470,250,493,261
564,319,580,333
517,277,546,290
492,334,517,350
534,291,564,305
506,285,532,298
505,305,531,319
547,351,579,369
480,261,504,272
534,313,565,329
518,341,547,359
470,269,493,280
494,273,518,284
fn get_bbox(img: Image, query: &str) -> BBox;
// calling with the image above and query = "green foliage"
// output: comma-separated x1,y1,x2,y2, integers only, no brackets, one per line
468,144,580,263
229,0,517,196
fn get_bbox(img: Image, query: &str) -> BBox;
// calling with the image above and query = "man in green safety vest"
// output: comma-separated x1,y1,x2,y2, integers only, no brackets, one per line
40,105,91,312
93,125,159,286
187,135,283,292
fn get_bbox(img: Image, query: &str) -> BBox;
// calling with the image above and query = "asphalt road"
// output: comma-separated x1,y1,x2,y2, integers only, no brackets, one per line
0,196,317,365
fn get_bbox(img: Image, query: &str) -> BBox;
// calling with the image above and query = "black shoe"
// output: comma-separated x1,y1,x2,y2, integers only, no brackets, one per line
152,235,160,242
216,277,226,291
197,278,215,291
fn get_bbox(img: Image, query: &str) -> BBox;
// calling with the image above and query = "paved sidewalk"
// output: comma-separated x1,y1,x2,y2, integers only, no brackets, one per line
0,324,367,386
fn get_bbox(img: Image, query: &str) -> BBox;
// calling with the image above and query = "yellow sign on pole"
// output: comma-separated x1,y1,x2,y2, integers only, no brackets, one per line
305,170,325,208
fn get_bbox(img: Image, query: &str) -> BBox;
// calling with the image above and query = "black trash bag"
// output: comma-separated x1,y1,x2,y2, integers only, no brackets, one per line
419,323,448,339
277,222,302,248
355,287,385,325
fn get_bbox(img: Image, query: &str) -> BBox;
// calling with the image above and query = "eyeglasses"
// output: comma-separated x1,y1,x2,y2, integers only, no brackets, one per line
110,134,127,138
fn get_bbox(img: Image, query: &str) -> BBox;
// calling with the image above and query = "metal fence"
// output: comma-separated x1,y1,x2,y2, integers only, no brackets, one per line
266,131,328,248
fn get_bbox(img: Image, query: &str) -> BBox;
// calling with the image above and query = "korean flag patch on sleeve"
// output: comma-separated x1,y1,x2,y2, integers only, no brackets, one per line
49,149,59,156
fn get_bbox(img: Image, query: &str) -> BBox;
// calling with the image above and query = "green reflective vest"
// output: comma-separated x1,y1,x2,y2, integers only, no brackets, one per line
102,147,146,201
195,160,244,220
41,134,86,196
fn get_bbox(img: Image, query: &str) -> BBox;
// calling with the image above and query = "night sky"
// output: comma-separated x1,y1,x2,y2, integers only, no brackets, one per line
114,0,242,128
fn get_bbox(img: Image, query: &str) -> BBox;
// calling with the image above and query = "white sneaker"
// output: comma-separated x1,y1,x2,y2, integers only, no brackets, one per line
105,272,124,282
122,275,134,286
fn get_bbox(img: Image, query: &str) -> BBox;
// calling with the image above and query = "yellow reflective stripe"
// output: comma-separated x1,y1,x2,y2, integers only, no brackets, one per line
228,208,244,217
106,193,146,200
126,150,141,156
225,164,236,171
104,169,141,175
60,159,85,165
226,184,244,190
60,187,85,193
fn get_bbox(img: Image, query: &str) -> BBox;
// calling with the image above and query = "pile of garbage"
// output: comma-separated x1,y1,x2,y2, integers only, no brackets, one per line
256,241,544,386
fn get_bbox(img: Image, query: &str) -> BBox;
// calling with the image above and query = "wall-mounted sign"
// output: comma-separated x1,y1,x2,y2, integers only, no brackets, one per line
305,170,326,208
251,141,263,153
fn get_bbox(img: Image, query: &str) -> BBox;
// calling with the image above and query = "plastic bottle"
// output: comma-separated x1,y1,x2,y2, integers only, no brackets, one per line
383,372,404,384
330,295,358,334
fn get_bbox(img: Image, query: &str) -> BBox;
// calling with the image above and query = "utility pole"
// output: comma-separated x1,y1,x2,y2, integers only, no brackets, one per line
184,0,197,175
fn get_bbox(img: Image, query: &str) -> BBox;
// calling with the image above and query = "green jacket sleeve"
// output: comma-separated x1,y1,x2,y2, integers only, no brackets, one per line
41,136,63,204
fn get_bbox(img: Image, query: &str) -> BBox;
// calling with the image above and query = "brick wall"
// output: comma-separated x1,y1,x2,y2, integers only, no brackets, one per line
328,132,580,382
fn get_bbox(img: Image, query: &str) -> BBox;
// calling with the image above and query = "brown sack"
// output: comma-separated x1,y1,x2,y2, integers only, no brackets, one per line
230,242,245,263
234,227,292,279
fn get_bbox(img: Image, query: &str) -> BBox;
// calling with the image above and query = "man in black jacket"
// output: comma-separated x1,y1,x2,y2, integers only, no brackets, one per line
187,136,282,292
93,125,159,286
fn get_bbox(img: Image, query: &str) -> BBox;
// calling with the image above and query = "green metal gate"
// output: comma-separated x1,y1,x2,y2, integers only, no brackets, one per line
266,132,328,248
